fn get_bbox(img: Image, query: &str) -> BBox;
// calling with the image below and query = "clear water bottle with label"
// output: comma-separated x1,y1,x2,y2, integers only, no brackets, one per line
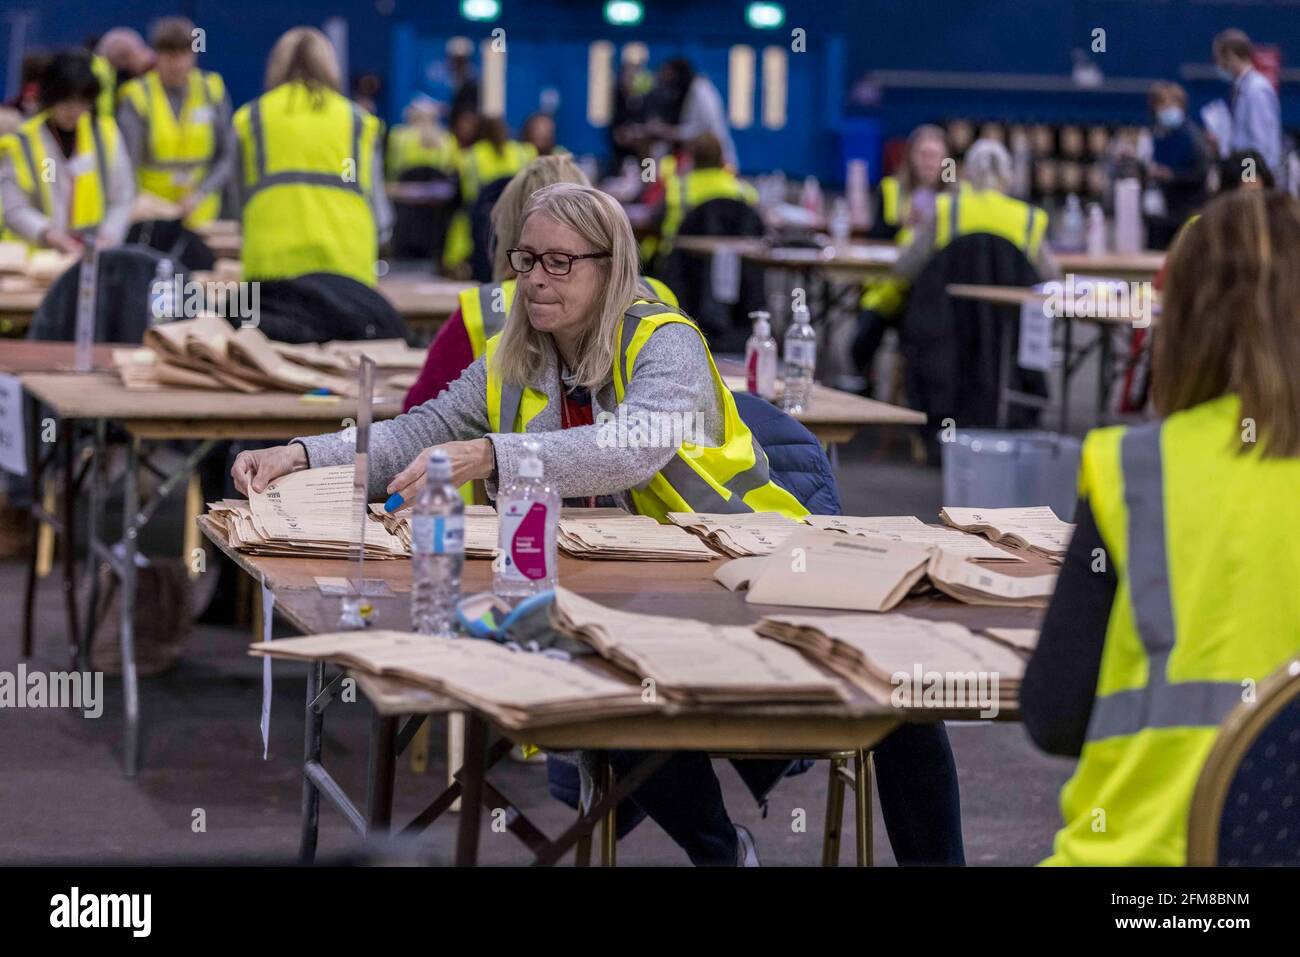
745,311,778,400
1059,194,1086,252
494,437,560,601
829,197,852,251
410,449,465,637
781,304,816,414
149,257,175,324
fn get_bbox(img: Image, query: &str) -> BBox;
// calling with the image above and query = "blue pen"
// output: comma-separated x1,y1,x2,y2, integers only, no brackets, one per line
384,492,404,513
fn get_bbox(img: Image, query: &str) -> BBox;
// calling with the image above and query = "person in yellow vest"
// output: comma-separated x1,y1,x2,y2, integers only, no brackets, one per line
657,131,757,254
386,97,459,179
852,124,948,394
232,27,390,288
117,17,233,229
519,112,567,159
895,137,1056,281
233,183,802,864
1022,189,1300,866
0,51,133,254
90,52,117,118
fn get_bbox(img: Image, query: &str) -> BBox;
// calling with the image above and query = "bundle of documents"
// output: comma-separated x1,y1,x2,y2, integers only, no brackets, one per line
115,315,425,394
805,515,1022,561
369,503,500,558
558,513,716,561
983,627,1040,656
925,549,1057,607
716,528,1057,610
207,466,406,559
0,242,75,283
939,506,1074,560
550,587,846,704
756,613,1025,708
250,630,658,729
667,511,807,557
715,528,931,612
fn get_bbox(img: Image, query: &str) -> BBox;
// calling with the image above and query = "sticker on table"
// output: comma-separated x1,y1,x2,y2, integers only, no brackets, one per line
1017,299,1052,372
358,578,394,598
314,576,355,596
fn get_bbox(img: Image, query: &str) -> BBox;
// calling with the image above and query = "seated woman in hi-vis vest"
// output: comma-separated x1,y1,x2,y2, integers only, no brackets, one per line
0,50,134,255
1021,190,1300,865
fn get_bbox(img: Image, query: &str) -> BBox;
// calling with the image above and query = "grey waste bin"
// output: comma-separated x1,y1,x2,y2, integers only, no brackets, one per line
941,430,1082,522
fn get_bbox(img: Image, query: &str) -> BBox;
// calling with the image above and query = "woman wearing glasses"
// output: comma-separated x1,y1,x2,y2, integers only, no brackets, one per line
234,183,968,868
233,181,803,522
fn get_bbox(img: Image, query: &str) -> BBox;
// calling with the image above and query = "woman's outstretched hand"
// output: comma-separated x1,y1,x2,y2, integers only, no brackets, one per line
232,444,309,495
386,439,496,509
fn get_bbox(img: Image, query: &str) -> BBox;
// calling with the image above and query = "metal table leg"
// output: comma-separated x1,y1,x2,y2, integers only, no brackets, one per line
1059,318,1073,434
454,714,488,866
79,419,106,672
21,402,46,659
1096,325,1113,425
300,660,324,863
60,426,80,663
120,438,141,776
365,714,398,832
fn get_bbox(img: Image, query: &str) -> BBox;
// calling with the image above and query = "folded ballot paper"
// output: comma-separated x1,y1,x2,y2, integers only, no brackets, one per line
667,511,807,557
755,613,1025,709
369,502,500,557
939,506,1074,561
249,630,658,729
716,527,1057,610
550,587,847,704
804,514,1023,561
558,513,717,561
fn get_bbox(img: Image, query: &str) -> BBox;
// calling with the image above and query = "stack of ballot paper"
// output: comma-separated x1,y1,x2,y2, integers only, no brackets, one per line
250,630,658,729
551,587,847,704
0,243,75,282
667,511,807,556
983,627,1039,657
207,466,406,559
805,515,1022,561
715,527,1057,610
939,506,1074,561
756,613,1025,708
924,550,1057,607
369,503,500,557
558,514,716,561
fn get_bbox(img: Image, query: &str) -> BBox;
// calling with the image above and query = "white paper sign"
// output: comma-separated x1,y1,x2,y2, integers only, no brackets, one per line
259,581,276,759
710,249,741,305
1018,300,1052,372
0,374,26,476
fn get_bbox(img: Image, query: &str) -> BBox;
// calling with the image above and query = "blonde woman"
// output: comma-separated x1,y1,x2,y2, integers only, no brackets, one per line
403,155,675,410
232,27,391,288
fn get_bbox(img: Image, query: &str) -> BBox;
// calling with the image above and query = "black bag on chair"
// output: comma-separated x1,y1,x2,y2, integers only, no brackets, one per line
391,169,457,263
30,244,169,344
126,219,217,273
250,273,409,344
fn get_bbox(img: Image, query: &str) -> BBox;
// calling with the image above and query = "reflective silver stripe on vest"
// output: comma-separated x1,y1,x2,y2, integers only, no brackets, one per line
1025,204,1037,249
480,282,508,339
498,381,523,434
89,120,108,202
1084,421,1244,742
617,303,774,514
245,99,364,199
17,130,43,212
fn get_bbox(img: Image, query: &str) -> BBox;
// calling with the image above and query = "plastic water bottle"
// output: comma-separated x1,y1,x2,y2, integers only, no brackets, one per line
1085,203,1108,256
410,449,465,637
829,197,852,251
781,305,816,414
494,437,560,601
148,257,175,324
1059,194,1086,252
745,311,778,400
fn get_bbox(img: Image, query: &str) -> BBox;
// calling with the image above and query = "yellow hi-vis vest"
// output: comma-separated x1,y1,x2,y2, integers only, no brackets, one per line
387,124,459,178
1045,394,1300,866
484,300,810,524
92,54,117,118
660,164,759,249
0,110,118,235
934,183,1048,260
233,81,381,287
458,139,535,203
119,69,227,228
459,276,679,360
860,175,914,316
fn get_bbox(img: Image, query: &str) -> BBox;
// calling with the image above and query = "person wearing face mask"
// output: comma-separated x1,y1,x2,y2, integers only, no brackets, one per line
0,50,134,254
1145,82,1211,250
852,124,949,395
1212,29,1282,178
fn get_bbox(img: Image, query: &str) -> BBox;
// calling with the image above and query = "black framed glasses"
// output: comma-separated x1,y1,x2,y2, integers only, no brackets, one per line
507,248,611,276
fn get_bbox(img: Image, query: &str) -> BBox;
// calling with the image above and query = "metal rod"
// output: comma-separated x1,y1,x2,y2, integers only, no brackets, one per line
299,661,324,862
120,439,141,776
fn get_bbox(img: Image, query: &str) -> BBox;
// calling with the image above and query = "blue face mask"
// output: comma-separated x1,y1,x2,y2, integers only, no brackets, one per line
1157,107,1185,128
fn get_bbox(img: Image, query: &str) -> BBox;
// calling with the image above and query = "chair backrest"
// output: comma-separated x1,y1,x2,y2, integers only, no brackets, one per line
392,169,457,265
1187,657,1300,865
660,198,766,354
31,244,167,343
731,389,841,515
125,219,217,272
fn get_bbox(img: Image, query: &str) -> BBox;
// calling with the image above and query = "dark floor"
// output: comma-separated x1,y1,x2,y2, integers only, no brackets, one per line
0,420,1083,867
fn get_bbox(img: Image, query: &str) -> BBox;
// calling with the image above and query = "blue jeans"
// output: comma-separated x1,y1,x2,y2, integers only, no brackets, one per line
548,722,965,866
